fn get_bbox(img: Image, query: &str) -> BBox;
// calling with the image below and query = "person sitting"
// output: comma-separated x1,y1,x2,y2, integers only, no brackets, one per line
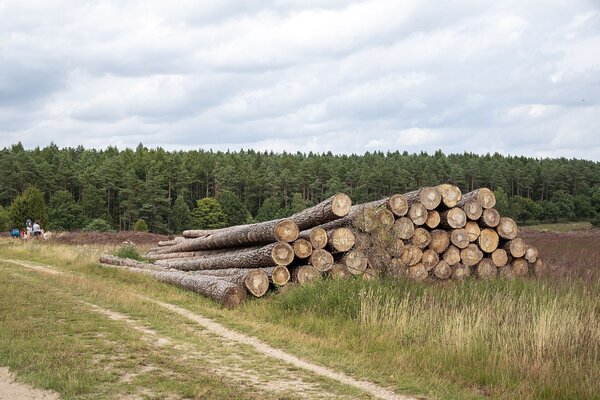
10,228,20,239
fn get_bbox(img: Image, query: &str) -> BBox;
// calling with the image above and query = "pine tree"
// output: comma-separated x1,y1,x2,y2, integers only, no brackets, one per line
9,186,48,228
0,205,11,231
171,195,191,233
255,197,283,222
218,190,249,227
48,190,85,231
190,197,227,229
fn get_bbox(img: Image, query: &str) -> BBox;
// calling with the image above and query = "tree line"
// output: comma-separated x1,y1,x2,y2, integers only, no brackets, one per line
0,142,599,233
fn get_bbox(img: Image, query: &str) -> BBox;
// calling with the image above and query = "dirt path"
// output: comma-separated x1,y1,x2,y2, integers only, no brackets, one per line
0,367,60,400
1,258,419,400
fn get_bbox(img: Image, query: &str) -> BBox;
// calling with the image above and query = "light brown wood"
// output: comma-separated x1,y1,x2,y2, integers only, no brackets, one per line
327,228,355,252
362,268,379,281
375,208,395,230
290,265,321,284
457,188,496,209
366,247,392,272
478,228,500,253
497,217,518,240
462,200,483,220
465,221,481,242
476,258,497,280
388,194,409,216
157,237,186,246
320,196,402,231
524,245,539,263
512,258,529,277
412,227,432,249
408,263,428,281
491,248,508,267
329,263,351,279
460,243,484,267
342,250,368,275
393,217,415,240
498,265,516,280
297,226,328,250
241,270,270,297
309,249,334,272
422,249,440,271
433,260,452,279
480,208,500,228
440,208,467,229
271,266,291,286
182,230,212,238
532,258,547,277
450,228,469,249
425,210,440,229
388,258,408,279
437,184,462,208
405,187,442,210
451,263,470,281
408,203,428,226
189,268,271,297
293,238,313,259
442,245,461,266
400,244,423,266
387,237,405,258
504,238,526,258
429,230,450,254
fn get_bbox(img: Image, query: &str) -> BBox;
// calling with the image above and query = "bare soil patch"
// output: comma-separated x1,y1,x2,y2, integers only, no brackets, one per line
0,367,60,400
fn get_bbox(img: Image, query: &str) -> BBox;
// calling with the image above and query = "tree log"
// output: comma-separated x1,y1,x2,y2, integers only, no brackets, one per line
479,209,500,228
457,188,496,209
451,263,470,281
293,239,313,259
328,228,355,252
422,249,440,271
155,242,294,271
405,187,442,210
524,245,539,263
439,207,467,229
411,227,432,249
182,230,212,238
290,265,321,284
99,255,168,272
429,230,450,254
443,245,461,266
408,203,428,226
366,247,392,272
400,244,423,266
392,217,415,240
158,237,186,246
408,263,428,281
388,258,408,280
327,263,349,279
147,246,262,261
320,196,399,231
491,249,508,267
425,210,440,229
309,249,334,272
512,258,529,277
434,260,452,279
478,228,500,253
362,268,379,281
499,265,516,280
387,194,409,216
450,229,469,249
460,243,484,267
465,221,481,242
298,227,328,250
461,200,483,220
375,208,395,230
497,217,518,240
532,258,547,277
476,258,497,280
271,266,291,286
503,238,526,258
387,237,405,258
342,250,368,275
190,268,270,297
437,184,462,208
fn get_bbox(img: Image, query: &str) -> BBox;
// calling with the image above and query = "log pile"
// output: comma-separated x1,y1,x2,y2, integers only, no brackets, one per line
99,186,546,307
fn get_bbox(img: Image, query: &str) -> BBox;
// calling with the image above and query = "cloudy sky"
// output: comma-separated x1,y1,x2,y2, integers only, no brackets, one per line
1,1,599,160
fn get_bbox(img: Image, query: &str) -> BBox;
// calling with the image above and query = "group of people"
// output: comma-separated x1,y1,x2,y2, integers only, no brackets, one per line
10,219,46,240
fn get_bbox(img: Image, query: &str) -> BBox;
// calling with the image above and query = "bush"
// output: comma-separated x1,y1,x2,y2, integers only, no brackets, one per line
84,218,113,232
132,219,149,232
114,243,144,261
591,215,600,228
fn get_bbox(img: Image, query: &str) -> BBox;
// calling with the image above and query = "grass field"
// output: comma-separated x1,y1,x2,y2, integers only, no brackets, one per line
0,230,598,399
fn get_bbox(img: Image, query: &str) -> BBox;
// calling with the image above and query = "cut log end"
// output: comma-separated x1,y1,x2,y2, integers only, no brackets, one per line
387,237,405,258
330,263,351,279
437,184,462,208
512,258,529,277
480,209,500,228
476,258,497,280
419,187,442,210
425,210,441,229
478,228,500,253
497,217,518,240
429,229,450,254
375,208,395,230
332,193,352,217
393,217,415,240
443,245,461,266
291,265,321,284
329,228,356,252
244,270,270,297
400,244,423,266
293,239,313,259
508,238,527,258
388,194,408,216
491,248,508,267
271,266,291,286
310,249,335,272
465,221,481,242
477,188,496,209
422,249,440,271
408,263,428,281
271,242,295,266
442,207,467,229
451,263,470,281
434,260,452,279
274,219,300,242
309,227,328,250
343,249,368,274
461,243,484,267
412,227,432,249
450,228,469,249
408,203,428,226
525,245,539,263
222,286,248,308
463,199,483,220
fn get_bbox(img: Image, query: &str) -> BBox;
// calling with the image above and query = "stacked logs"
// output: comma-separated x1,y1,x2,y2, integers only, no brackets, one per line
99,185,546,307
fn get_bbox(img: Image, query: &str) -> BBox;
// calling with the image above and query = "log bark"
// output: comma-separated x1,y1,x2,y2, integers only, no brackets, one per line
437,184,462,208
465,221,481,242
155,242,294,271
309,249,335,272
327,228,355,252
450,229,469,249
408,203,428,226
433,260,452,279
147,246,263,261
99,254,168,272
503,238,526,258
429,230,450,254
342,250,368,274
290,265,321,284
451,263,470,281
497,217,518,240
443,245,461,266
400,244,423,266
422,249,440,271
392,217,415,240
479,209,500,228
190,268,269,297
408,263,428,281
476,258,497,280
411,227,432,249
524,245,539,263
293,239,313,259
457,188,496,209
330,263,351,279
512,258,529,277
320,198,390,232
157,237,185,246
462,200,483,220
182,230,213,238
478,228,500,253
387,237,405,258
298,227,328,250
425,210,440,229
491,249,508,267
439,207,467,229
460,243,484,267
291,193,352,229
405,187,442,210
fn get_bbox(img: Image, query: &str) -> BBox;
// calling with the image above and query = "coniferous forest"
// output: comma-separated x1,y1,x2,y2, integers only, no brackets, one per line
1,142,599,233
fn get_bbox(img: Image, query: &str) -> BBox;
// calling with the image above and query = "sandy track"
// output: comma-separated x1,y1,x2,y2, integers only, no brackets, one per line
0,367,60,400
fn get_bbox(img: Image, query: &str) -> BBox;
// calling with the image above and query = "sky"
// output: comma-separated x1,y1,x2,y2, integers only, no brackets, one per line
1,1,599,160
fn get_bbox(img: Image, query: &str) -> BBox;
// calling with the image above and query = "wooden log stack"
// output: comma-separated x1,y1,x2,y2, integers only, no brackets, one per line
99,185,546,307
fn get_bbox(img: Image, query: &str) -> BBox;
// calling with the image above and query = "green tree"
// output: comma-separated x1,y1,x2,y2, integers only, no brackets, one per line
542,201,561,223
0,205,11,231
218,190,249,227
48,190,85,231
191,197,227,229
133,218,149,232
550,190,575,221
170,195,191,233
573,194,595,220
494,187,510,216
9,186,48,228
84,218,113,232
255,197,283,222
